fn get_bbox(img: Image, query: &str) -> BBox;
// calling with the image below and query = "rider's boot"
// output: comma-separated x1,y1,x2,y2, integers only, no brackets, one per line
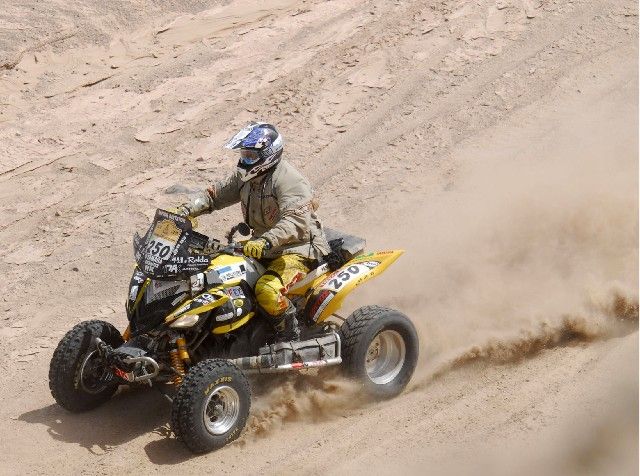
272,302,300,343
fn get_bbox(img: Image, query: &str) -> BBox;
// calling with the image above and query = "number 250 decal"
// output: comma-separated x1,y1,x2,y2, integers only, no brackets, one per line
327,265,361,290
145,240,171,258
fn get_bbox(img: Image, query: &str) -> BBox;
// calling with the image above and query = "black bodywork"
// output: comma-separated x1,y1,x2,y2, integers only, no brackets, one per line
111,209,272,384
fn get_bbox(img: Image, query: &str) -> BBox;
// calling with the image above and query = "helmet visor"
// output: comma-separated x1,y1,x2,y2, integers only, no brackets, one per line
239,149,260,165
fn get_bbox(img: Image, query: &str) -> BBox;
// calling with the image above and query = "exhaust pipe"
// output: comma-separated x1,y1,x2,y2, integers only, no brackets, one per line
229,331,343,374
230,356,342,374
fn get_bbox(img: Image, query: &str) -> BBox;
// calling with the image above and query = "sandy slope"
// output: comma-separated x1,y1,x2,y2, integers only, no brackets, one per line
0,0,637,474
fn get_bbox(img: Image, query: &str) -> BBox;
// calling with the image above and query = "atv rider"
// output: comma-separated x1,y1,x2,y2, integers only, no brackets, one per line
177,122,330,342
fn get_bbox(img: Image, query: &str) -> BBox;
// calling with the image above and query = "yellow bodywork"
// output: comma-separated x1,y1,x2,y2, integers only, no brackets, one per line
164,287,229,322
164,254,249,322
307,250,404,323
211,312,255,334
161,249,402,334
209,254,246,268
164,254,258,329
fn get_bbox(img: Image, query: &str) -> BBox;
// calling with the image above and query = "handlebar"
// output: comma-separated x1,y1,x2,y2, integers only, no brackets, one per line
219,243,243,255
188,234,242,256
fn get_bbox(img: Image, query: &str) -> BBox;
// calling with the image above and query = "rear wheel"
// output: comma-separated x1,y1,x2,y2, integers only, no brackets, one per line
49,320,124,412
171,359,251,453
340,305,418,399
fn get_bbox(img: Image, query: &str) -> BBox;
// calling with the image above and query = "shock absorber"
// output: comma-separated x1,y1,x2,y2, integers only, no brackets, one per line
169,336,191,385
169,349,185,385
176,336,191,364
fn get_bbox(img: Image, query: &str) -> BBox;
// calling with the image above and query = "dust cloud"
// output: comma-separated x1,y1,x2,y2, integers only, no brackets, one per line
380,102,639,384
252,93,638,430
238,376,365,441
416,289,638,389
253,96,638,434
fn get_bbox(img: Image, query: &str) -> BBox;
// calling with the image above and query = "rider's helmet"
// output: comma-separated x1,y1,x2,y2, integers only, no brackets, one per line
224,122,284,182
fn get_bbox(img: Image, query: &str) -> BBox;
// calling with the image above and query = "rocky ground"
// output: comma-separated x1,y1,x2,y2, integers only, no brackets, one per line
0,0,637,474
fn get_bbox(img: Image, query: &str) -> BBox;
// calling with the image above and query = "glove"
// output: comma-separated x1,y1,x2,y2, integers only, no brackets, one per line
174,205,191,217
242,238,270,259
203,238,220,254
167,206,198,229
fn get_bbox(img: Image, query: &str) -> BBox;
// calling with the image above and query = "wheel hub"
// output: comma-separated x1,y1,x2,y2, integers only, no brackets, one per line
79,349,111,394
203,385,240,435
364,330,406,385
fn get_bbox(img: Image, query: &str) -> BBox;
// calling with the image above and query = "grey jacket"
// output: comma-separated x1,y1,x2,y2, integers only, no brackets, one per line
188,160,330,260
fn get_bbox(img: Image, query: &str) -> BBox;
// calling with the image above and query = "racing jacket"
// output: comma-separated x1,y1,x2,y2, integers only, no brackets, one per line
187,160,331,260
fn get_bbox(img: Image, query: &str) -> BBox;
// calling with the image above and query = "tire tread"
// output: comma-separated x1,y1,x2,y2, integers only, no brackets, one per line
49,320,123,412
171,359,251,453
341,305,395,374
340,305,419,399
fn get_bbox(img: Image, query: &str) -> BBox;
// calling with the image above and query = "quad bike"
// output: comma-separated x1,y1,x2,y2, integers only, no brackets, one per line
49,209,418,453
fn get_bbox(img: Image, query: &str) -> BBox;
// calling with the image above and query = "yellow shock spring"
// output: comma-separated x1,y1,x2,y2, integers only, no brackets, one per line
170,349,185,385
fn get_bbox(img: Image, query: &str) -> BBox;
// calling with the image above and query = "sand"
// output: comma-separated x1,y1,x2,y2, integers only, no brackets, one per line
0,0,637,474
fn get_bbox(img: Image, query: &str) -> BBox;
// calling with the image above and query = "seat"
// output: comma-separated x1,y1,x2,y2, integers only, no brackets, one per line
324,227,366,260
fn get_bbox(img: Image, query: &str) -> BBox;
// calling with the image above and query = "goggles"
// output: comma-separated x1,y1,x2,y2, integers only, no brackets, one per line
239,149,261,165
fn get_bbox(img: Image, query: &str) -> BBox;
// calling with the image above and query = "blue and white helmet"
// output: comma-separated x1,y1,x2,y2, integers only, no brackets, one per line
225,122,284,182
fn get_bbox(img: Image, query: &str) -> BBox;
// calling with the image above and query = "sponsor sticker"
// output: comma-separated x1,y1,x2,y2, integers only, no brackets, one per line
196,293,217,304
187,255,209,264
310,289,334,321
215,264,246,282
220,270,245,281
358,260,381,270
215,312,234,322
225,286,245,299
129,285,139,302
190,273,205,292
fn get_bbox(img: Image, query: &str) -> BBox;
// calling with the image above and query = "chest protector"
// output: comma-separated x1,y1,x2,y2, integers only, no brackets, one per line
239,171,279,234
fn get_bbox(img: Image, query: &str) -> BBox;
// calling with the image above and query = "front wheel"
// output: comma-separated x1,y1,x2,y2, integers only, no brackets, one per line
49,320,125,412
340,305,419,399
171,359,251,453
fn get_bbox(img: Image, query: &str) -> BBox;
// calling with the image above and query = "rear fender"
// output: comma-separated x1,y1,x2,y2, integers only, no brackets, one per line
304,250,404,323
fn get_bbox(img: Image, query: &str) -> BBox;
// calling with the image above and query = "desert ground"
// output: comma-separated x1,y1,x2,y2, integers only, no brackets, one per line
0,0,637,474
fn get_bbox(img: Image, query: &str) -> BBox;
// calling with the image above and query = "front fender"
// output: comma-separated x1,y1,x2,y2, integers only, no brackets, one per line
305,250,404,323
164,287,229,323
